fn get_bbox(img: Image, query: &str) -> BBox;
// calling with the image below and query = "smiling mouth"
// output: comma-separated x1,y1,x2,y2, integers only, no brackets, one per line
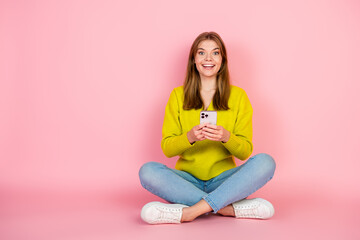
202,64,215,69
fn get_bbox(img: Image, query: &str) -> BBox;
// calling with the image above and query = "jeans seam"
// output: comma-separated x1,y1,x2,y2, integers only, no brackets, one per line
202,195,219,213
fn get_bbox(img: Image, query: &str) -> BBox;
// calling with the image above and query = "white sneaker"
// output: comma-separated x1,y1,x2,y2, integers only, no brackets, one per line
141,201,188,224
232,198,275,219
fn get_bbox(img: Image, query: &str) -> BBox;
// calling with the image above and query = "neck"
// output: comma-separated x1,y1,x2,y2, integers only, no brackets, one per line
200,77,217,91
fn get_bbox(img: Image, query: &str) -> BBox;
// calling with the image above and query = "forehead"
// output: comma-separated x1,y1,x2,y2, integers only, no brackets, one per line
197,40,220,50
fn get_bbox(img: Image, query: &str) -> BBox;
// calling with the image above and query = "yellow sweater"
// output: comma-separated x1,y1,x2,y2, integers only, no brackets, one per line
161,85,253,180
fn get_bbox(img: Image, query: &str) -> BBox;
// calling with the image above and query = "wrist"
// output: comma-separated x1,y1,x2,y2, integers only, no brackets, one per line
221,130,231,143
187,131,196,145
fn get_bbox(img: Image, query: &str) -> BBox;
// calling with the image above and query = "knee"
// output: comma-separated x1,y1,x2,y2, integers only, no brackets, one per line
251,153,276,176
138,161,165,186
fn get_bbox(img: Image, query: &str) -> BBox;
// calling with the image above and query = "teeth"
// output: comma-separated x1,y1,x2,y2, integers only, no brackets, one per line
203,65,214,67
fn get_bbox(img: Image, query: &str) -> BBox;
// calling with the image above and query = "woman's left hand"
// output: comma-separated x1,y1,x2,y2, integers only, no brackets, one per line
201,123,231,143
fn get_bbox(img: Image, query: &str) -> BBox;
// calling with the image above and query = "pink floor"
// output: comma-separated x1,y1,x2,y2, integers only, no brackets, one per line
1,187,359,240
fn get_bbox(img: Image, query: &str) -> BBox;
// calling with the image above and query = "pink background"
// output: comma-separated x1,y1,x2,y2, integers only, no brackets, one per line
1,0,360,239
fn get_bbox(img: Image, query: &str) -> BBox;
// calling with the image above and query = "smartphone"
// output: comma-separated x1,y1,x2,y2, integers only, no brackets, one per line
200,111,217,125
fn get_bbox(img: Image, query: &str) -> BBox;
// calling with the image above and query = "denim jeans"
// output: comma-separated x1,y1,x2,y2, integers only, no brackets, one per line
139,153,276,213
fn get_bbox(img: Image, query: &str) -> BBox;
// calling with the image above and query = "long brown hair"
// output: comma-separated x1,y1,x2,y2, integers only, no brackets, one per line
183,32,230,110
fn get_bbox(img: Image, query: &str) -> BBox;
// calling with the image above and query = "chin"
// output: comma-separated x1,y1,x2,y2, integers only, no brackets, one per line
200,74,217,79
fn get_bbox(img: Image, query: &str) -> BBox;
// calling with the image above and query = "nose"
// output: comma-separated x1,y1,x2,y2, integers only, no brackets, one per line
205,53,212,61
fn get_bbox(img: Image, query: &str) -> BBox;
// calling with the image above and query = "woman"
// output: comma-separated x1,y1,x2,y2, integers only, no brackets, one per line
139,32,276,224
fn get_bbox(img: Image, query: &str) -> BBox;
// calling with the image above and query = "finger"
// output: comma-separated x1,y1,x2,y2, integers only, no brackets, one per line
196,128,207,134
197,133,206,141
205,124,218,130
204,137,216,141
195,132,203,139
203,134,219,141
199,136,206,141
202,131,219,139
202,127,219,134
197,131,207,137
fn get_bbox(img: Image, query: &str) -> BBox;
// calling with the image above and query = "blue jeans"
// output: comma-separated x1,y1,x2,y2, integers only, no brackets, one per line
139,153,276,213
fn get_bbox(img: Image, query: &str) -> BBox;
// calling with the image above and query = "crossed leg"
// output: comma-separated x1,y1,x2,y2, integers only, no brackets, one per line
139,153,276,222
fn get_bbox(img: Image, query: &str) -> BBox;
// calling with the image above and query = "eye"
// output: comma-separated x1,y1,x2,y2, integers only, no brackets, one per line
213,51,220,55
198,51,205,55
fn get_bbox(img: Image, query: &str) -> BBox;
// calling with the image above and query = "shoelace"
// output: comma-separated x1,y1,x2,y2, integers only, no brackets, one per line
235,204,260,218
156,206,181,222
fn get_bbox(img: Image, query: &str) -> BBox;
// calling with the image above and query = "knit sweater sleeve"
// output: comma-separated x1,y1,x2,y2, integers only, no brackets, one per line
222,90,253,160
161,89,193,158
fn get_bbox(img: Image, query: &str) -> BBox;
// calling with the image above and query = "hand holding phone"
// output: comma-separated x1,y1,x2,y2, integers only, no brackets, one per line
201,124,231,143
187,124,206,144
199,111,230,142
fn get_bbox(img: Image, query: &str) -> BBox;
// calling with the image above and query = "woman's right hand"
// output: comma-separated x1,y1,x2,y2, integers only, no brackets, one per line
187,123,206,144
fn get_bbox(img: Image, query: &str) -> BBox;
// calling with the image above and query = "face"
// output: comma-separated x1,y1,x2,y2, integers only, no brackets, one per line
194,40,222,80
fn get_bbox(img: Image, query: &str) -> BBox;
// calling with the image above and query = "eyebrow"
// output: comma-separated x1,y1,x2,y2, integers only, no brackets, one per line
197,47,220,51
